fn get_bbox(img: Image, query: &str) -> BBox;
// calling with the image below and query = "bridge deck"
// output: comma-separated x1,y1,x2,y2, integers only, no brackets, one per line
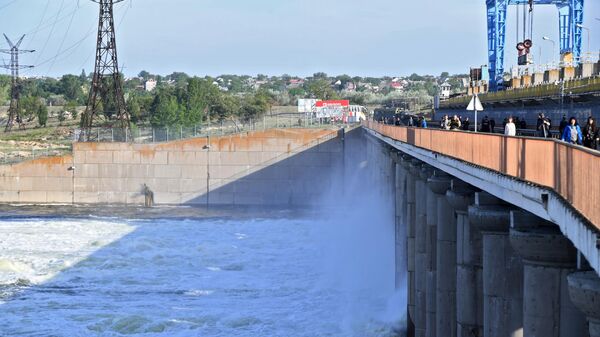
364,121,600,232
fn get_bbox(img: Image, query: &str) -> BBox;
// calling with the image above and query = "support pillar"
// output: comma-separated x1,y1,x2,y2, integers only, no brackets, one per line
568,271,600,337
469,195,521,337
410,160,427,337
446,180,478,337
424,171,442,337
404,158,420,336
510,218,588,337
427,173,454,337
394,156,409,291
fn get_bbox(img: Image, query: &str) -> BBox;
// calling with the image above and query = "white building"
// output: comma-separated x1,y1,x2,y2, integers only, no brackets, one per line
440,82,451,100
144,79,157,92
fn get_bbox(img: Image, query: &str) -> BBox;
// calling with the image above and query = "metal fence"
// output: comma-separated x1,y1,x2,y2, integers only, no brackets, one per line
0,145,72,165
0,113,357,165
73,114,352,143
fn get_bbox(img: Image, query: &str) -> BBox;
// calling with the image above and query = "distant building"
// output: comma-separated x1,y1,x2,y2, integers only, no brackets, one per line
144,79,157,92
389,82,404,91
344,82,356,92
288,79,305,89
440,82,451,99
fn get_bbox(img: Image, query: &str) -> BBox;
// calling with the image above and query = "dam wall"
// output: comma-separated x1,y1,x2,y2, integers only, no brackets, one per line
0,128,344,206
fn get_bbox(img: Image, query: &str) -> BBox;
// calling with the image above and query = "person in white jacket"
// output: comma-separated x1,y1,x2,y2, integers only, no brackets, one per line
504,116,516,136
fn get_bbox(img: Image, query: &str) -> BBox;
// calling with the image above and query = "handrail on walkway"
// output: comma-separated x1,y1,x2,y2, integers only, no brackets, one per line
363,120,600,232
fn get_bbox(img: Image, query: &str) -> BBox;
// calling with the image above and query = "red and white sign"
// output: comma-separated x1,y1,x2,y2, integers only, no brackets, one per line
315,100,350,118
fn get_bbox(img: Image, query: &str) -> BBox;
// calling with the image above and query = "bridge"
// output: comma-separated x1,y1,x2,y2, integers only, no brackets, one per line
363,120,600,337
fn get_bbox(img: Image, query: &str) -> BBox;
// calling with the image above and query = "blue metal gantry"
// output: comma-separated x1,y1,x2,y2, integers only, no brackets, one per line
486,0,584,91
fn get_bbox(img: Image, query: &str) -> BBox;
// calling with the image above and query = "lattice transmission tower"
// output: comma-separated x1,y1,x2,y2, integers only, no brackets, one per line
1,35,34,132
81,0,130,138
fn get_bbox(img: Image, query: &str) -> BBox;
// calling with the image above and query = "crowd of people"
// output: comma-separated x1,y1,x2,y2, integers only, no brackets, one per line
378,112,600,151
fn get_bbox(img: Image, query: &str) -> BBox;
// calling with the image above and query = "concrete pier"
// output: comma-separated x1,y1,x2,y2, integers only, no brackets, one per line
405,159,420,335
413,165,432,337
424,171,441,337
446,181,478,337
510,221,588,337
470,197,522,337
427,174,454,337
394,156,409,290
568,271,600,337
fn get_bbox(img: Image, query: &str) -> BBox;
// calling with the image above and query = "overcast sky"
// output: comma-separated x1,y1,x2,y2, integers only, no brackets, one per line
0,0,598,78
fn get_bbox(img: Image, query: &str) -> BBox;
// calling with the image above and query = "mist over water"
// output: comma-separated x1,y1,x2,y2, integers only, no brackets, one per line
311,130,405,335
0,130,405,336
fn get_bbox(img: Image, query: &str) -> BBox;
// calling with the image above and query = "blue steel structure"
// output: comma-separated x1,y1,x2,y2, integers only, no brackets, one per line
486,0,584,92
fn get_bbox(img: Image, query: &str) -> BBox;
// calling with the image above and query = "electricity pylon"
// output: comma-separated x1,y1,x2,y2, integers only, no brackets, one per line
1,34,34,132
81,0,130,140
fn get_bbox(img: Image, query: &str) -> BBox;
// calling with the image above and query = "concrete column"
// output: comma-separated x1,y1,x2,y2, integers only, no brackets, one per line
424,171,443,337
405,158,419,336
469,195,521,337
413,165,434,337
427,173,454,337
446,180,478,337
395,157,409,290
568,271,600,337
510,218,588,337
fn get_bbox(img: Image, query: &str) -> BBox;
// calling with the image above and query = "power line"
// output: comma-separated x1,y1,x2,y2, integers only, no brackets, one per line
24,0,51,50
0,0,20,11
46,4,79,74
34,0,65,65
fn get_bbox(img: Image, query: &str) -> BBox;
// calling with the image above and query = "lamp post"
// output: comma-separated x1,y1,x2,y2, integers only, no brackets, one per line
576,24,591,62
542,36,556,67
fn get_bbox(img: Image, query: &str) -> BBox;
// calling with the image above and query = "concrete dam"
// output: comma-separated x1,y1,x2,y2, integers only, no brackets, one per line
0,125,599,337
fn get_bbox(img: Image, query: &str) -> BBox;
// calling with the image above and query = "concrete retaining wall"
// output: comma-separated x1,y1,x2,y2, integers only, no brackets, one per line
0,129,343,206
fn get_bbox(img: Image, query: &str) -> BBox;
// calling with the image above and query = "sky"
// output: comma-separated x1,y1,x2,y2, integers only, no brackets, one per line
0,0,598,78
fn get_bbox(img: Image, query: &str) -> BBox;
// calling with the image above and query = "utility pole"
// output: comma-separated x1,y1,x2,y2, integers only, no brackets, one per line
1,35,34,132
81,0,130,140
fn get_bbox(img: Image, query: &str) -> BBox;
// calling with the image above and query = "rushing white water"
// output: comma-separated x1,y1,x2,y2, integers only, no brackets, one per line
0,211,404,337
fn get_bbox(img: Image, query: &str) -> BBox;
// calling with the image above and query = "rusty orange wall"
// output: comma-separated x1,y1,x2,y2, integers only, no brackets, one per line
0,129,342,205
365,121,600,231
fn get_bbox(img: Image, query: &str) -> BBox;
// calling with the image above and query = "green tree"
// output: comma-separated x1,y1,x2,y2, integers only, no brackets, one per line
211,94,240,122
65,100,79,120
306,79,338,100
59,74,85,103
150,89,180,126
36,103,48,127
127,95,142,123
57,109,66,125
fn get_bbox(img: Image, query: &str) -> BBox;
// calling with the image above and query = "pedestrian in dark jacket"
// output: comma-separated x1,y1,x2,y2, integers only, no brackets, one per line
481,116,491,133
561,117,583,145
559,115,568,137
582,117,599,150
537,113,551,138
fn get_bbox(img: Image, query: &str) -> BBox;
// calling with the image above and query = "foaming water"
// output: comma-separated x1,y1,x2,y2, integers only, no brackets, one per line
0,211,404,337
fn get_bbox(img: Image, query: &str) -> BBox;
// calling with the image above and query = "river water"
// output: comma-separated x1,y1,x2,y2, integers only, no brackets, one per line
0,206,404,337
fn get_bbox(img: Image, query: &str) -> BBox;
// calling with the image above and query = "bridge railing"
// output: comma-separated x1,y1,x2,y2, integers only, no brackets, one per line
364,120,600,231
441,75,600,108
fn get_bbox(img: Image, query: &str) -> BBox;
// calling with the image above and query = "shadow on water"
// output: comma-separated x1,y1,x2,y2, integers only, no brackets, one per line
0,128,406,336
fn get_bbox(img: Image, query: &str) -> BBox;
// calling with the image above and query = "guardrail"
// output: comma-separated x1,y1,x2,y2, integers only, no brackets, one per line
441,76,600,108
364,120,600,231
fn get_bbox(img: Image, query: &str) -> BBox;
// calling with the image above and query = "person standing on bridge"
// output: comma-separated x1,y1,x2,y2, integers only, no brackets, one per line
481,116,491,133
559,115,569,137
561,117,583,145
537,113,552,138
582,117,599,150
462,117,471,131
440,115,450,130
504,116,517,136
